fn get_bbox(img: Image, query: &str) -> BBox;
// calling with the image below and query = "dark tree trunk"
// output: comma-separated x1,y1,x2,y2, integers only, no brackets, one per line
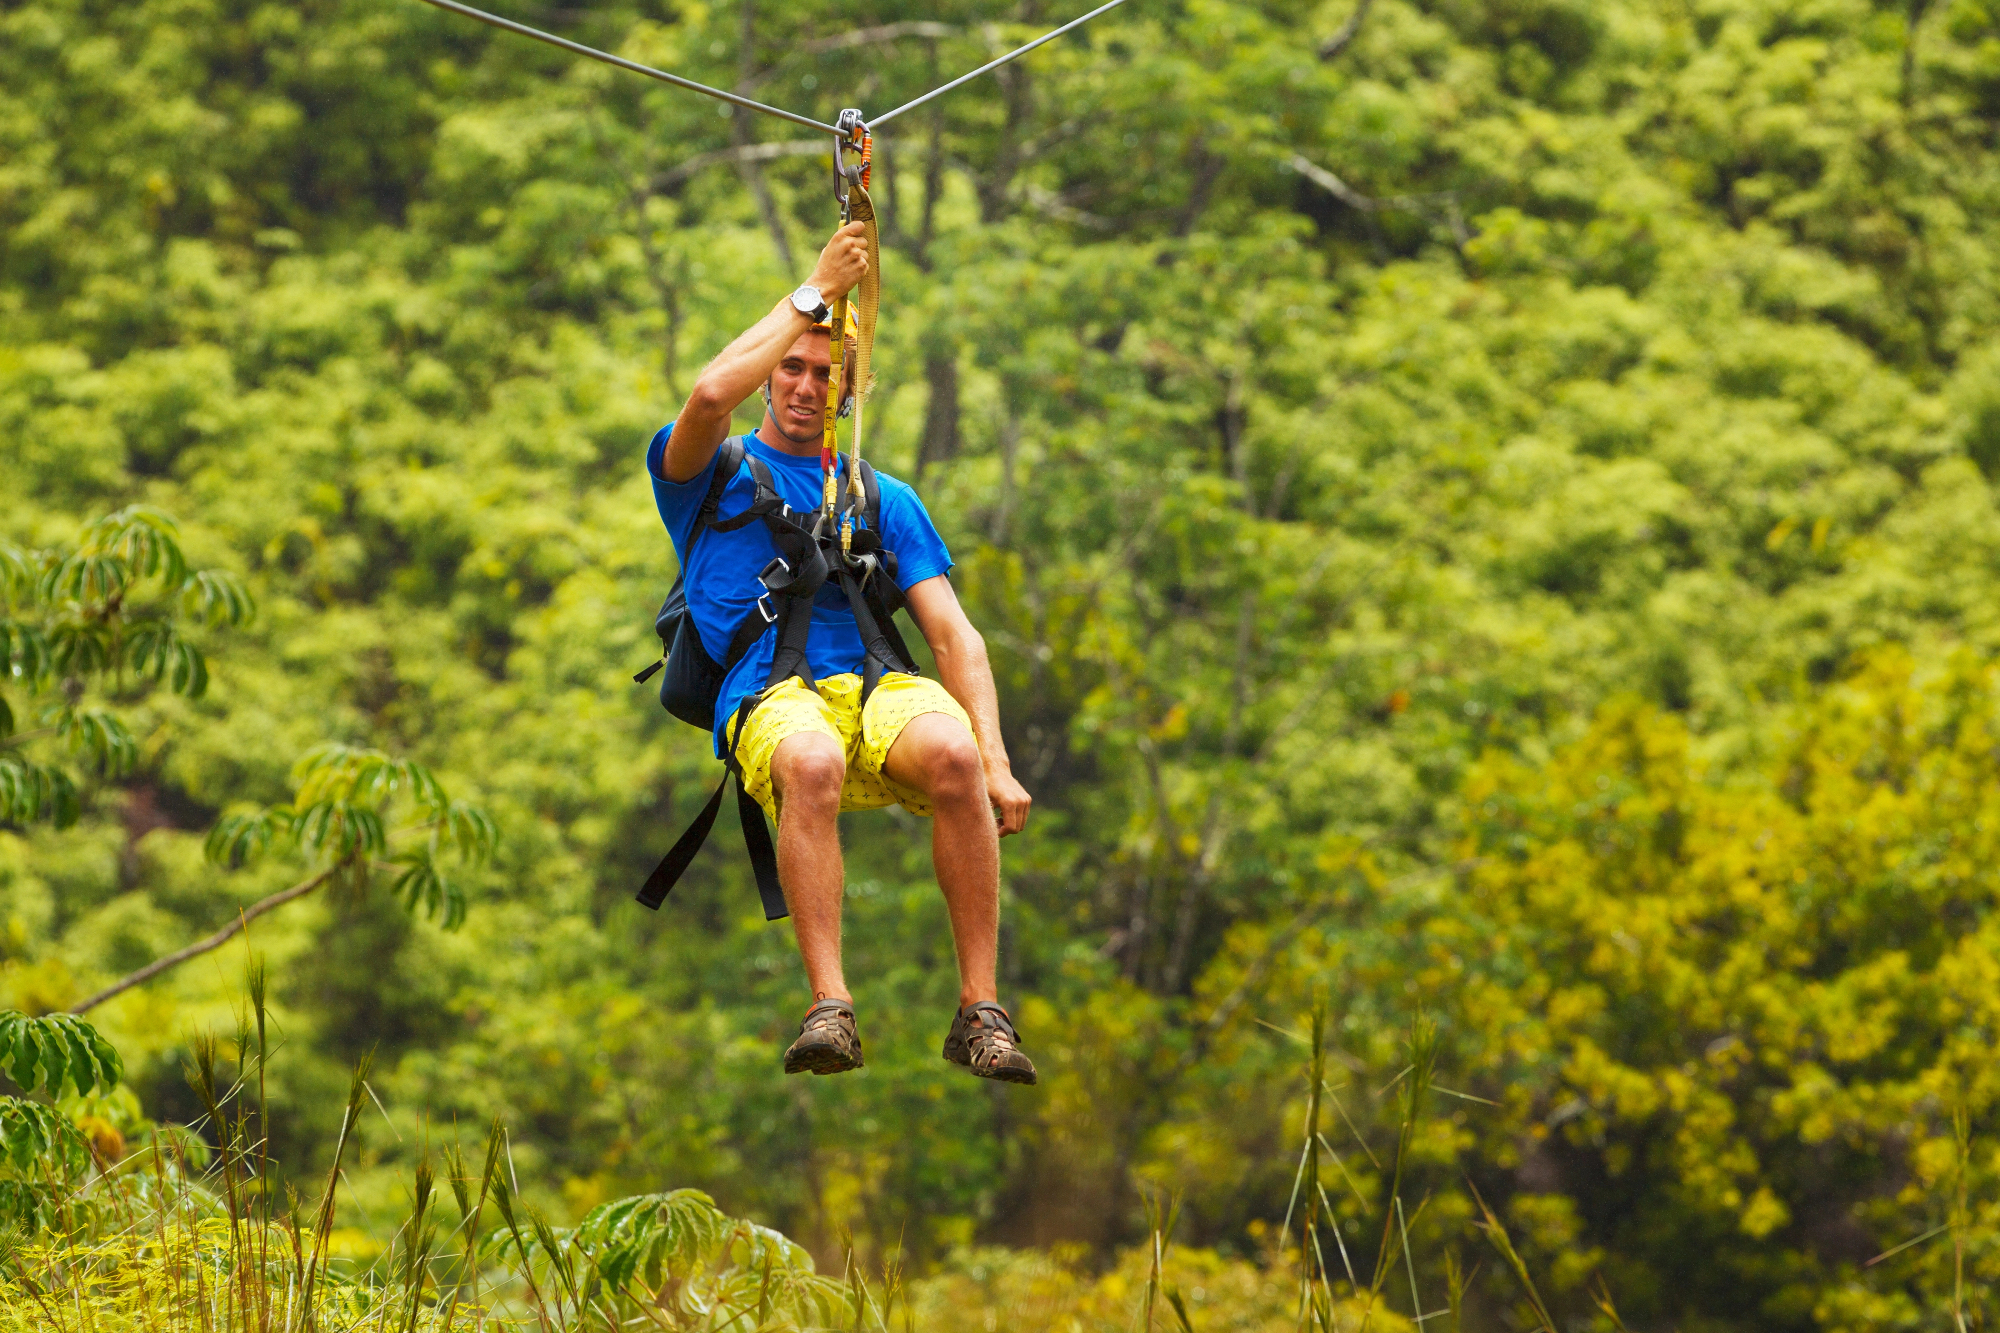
916,351,961,477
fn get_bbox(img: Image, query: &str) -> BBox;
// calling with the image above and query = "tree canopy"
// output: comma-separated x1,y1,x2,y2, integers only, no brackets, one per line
6,0,2000,1325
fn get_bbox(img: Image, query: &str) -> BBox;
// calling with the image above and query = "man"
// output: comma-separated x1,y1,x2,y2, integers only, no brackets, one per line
647,222,1037,1084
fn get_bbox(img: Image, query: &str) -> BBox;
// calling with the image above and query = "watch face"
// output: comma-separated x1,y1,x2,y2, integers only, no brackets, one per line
793,286,822,314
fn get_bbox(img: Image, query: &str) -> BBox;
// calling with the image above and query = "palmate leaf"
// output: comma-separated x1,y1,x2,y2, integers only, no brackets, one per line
389,850,468,930
707,1228,851,1326
293,743,444,814
210,746,497,934
0,1099,88,1232
37,551,132,608
54,707,137,777
76,506,187,588
0,1013,122,1098
43,615,114,679
571,1188,735,1292
203,806,296,867
0,755,79,828
0,1100,79,1174
0,619,50,685
0,1178,46,1232
0,545,31,601
437,800,500,863
293,800,388,862
124,622,209,697
487,1189,846,1325
179,568,254,627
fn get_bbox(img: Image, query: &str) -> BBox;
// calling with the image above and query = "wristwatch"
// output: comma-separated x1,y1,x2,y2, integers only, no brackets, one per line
789,284,829,323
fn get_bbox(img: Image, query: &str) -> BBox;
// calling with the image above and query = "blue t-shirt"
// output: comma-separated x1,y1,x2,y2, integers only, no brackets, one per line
648,425,953,754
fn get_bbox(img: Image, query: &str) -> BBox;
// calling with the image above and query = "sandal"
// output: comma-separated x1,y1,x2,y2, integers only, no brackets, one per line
942,1001,1038,1085
783,998,865,1075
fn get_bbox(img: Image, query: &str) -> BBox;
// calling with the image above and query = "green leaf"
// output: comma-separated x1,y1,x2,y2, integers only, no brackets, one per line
0,1014,119,1097
391,853,469,930
55,707,137,777
180,568,255,626
204,807,295,867
0,756,80,827
6,1023,43,1094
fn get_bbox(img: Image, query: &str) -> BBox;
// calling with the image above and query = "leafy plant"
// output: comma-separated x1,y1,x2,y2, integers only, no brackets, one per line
74,746,500,1013
0,1011,123,1230
0,507,251,827
488,1186,854,1330
206,742,498,929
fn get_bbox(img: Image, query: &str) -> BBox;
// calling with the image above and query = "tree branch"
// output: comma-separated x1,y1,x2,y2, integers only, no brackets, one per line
1286,153,1470,246
1318,0,1374,61
746,21,958,87
648,139,829,195
70,865,340,1014
736,0,797,275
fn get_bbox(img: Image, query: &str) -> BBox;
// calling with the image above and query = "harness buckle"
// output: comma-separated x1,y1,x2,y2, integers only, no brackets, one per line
755,556,791,624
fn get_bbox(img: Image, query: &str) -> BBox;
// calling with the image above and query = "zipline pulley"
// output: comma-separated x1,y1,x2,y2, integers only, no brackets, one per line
833,108,867,218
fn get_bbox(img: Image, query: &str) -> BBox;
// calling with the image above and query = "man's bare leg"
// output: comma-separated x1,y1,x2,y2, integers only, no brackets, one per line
882,713,999,1009
770,731,851,1002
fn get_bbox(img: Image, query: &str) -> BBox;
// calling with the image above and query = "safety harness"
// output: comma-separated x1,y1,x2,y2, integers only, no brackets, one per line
635,113,916,922
634,444,919,921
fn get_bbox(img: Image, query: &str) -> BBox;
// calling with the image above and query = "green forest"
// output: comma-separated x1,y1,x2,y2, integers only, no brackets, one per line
5,0,2000,1325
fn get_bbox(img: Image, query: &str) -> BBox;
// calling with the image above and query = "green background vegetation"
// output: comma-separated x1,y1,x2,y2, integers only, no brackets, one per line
5,0,2000,1324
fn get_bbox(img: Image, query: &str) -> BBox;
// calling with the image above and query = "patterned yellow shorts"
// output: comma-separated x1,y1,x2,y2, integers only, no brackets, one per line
727,672,975,820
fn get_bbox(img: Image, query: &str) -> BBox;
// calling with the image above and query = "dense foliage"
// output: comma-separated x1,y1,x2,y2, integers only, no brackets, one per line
6,0,2000,1325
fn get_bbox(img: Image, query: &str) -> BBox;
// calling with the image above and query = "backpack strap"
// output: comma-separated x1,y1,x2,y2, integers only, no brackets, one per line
635,437,752,684
697,436,748,534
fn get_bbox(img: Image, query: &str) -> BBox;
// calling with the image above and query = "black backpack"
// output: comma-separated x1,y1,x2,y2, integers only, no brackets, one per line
633,436,747,730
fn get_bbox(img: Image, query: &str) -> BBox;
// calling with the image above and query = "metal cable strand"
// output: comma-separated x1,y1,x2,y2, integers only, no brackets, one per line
412,0,840,135
865,0,1139,129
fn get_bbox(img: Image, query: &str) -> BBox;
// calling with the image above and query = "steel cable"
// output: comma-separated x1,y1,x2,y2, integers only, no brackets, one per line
865,0,1139,129
412,0,841,134
411,0,1137,138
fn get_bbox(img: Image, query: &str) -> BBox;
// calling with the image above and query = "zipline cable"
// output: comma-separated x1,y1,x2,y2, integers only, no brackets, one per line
412,0,842,135
411,0,1136,137
864,0,1138,129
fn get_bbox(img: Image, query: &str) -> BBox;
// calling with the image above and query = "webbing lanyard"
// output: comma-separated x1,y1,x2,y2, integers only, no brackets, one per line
822,109,879,556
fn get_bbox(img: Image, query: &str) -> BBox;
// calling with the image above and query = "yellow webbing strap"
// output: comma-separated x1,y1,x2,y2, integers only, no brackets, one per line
821,289,845,518
846,179,880,513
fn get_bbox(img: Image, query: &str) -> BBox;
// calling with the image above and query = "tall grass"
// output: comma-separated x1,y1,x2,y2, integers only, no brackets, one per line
1,984,1587,1332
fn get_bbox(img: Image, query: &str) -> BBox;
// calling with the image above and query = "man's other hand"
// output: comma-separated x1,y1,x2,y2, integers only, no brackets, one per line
809,222,869,302
987,764,1032,837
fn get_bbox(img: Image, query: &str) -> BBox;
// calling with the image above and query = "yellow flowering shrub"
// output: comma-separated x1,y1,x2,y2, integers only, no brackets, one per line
1441,648,1998,1328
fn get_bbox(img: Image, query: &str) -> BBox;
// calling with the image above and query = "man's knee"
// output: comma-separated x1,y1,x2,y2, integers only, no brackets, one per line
924,729,985,806
773,735,846,810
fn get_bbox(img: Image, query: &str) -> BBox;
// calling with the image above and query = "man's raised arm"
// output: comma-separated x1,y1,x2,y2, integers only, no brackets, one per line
657,223,871,483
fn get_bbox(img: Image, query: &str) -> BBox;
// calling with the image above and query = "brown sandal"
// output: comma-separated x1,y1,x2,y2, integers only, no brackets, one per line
784,998,865,1075
942,1002,1038,1085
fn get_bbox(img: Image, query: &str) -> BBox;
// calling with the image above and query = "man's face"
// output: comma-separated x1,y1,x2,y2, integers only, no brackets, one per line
766,331,833,444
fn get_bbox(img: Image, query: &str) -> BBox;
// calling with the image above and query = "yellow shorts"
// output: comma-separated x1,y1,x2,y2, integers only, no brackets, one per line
728,672,975,820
